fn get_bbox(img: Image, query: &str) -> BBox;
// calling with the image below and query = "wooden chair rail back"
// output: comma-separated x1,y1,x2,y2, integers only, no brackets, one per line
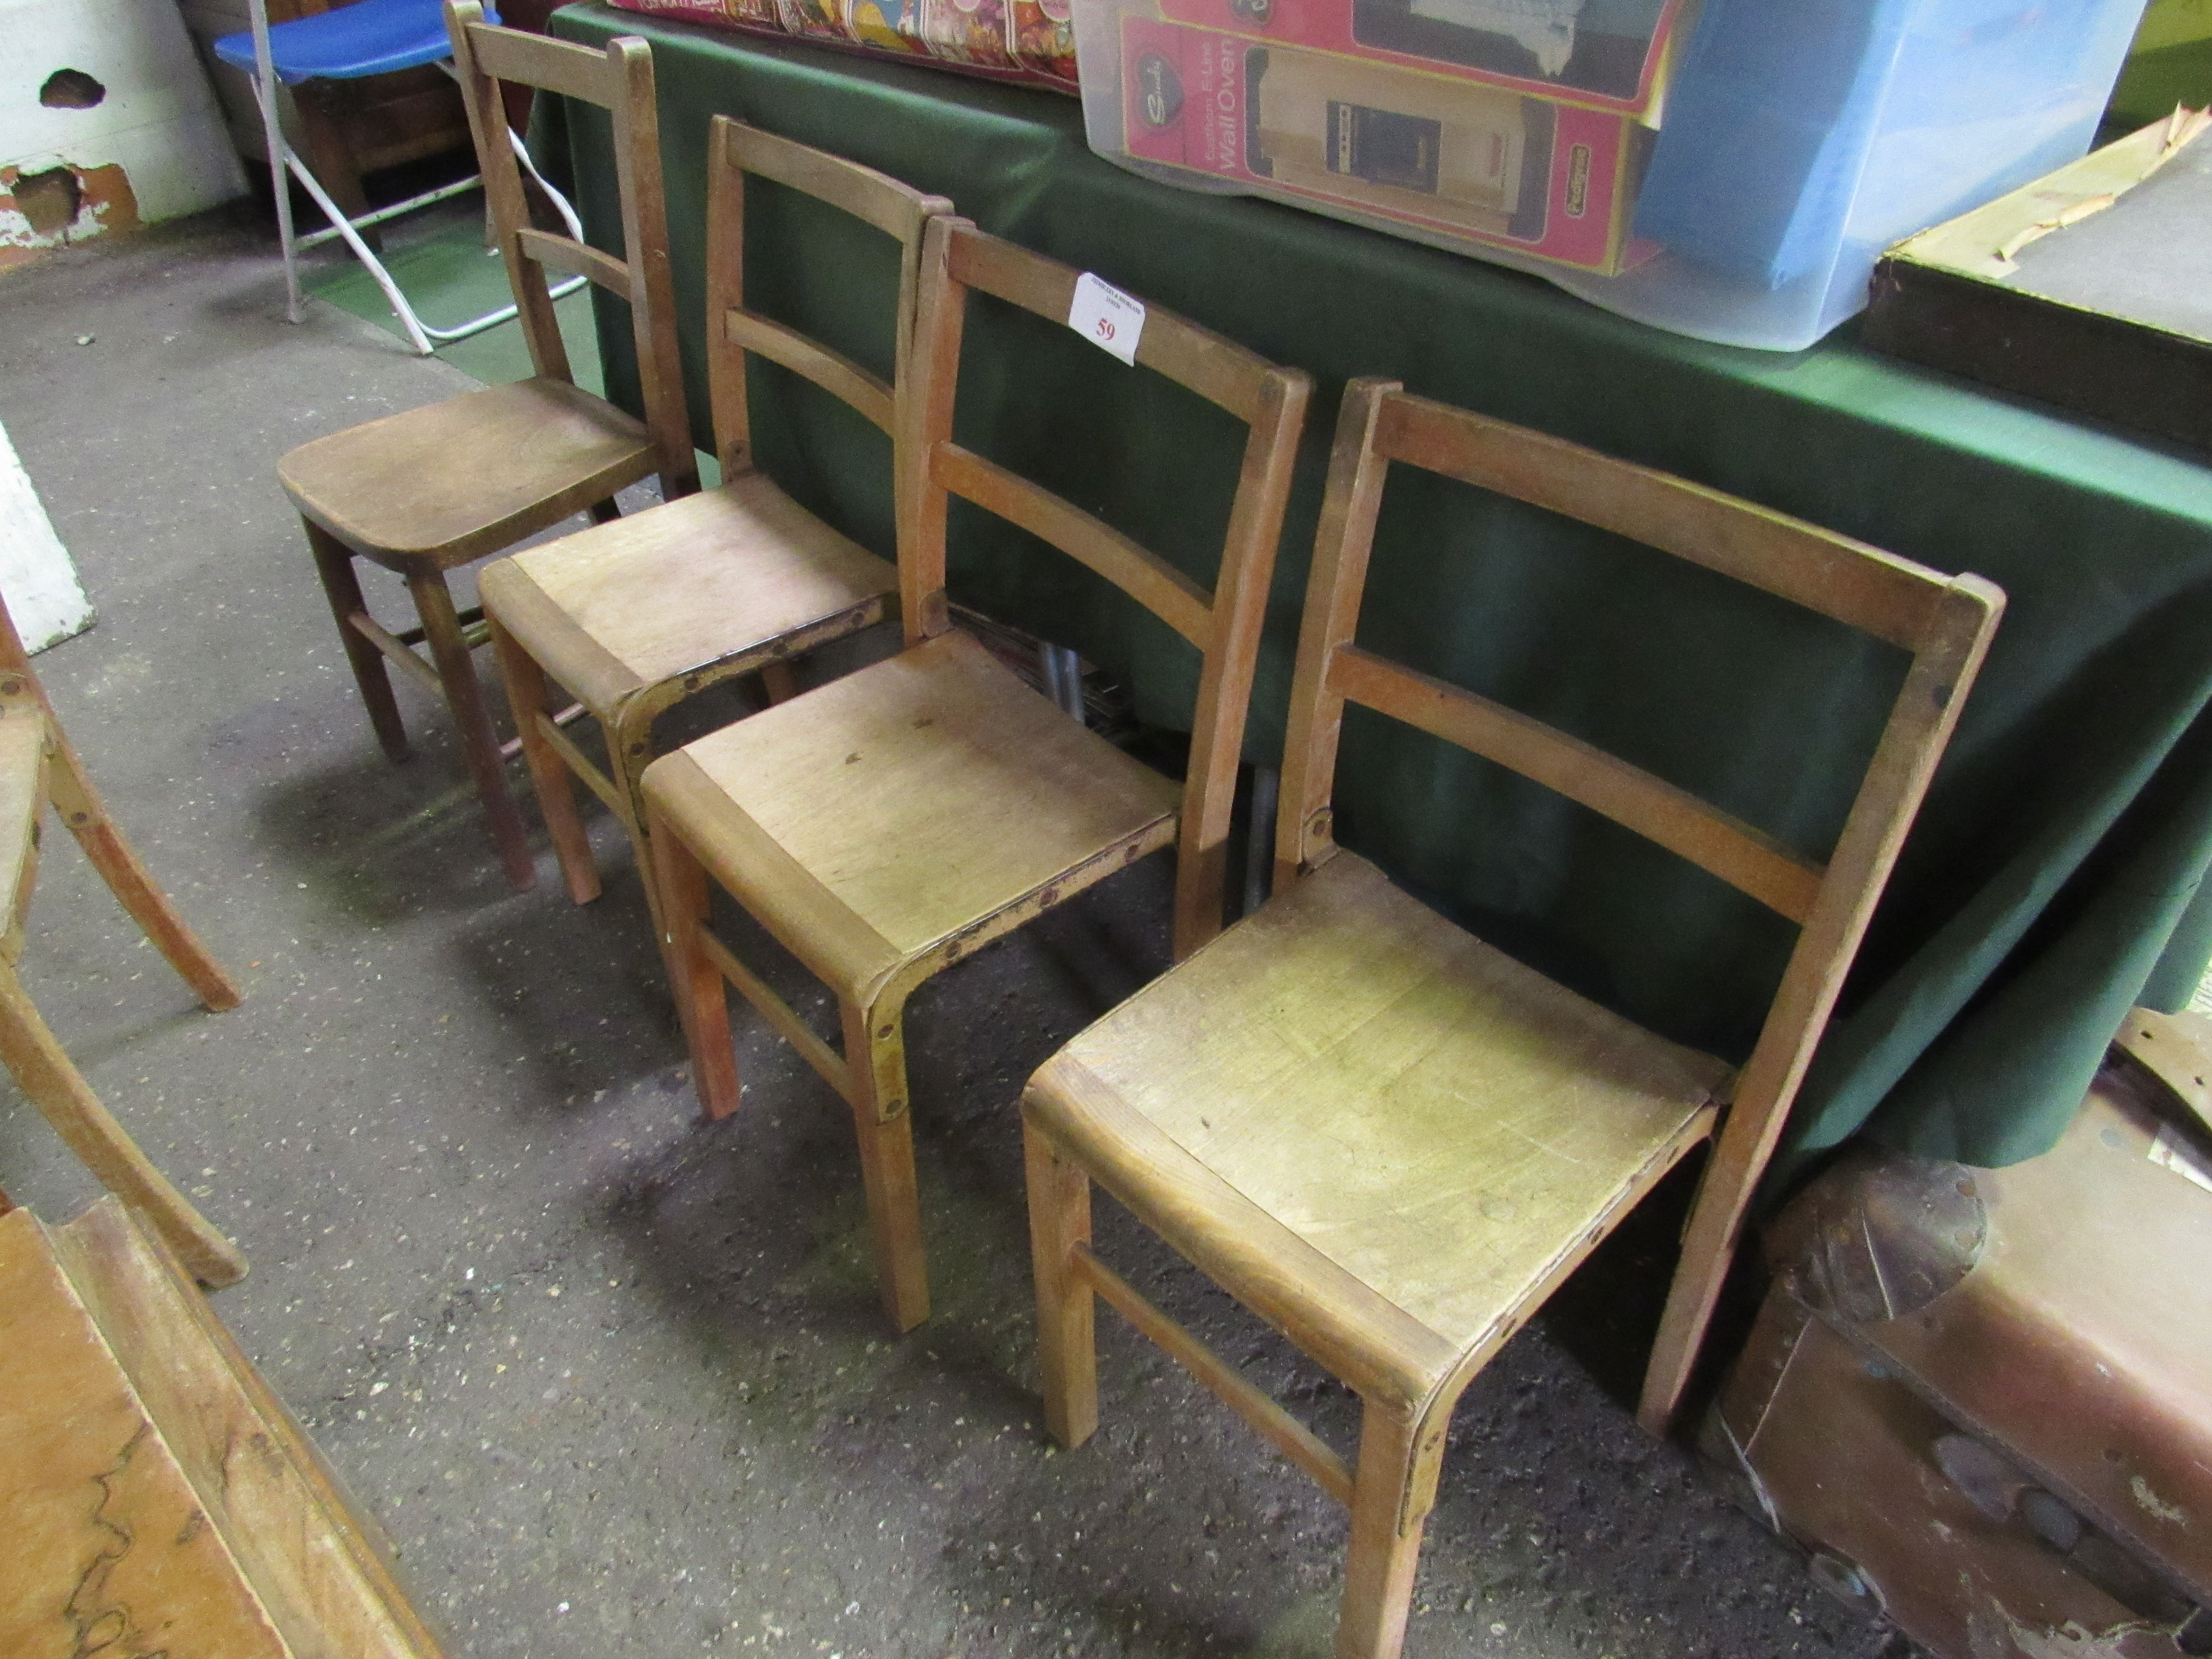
1279,378,2005,1432
703,116,953,477
445,2,696,495
905,215,1311,955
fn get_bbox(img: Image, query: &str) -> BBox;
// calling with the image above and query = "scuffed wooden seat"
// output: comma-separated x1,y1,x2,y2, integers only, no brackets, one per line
280,377,654,567
1030,849,1731,1411
647,625,1179,1006
0,713,44,932
484,117,942,915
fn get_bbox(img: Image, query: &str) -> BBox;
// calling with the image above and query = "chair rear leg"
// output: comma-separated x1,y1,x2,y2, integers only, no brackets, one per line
0,966,246,1288
1023,1117,1098,1447
842,997,929,1333
1335,1399,1447,1659
649,813,741,1120
304,520,409,761
42,737,240,1012
490,614,599,905
406,567,534,891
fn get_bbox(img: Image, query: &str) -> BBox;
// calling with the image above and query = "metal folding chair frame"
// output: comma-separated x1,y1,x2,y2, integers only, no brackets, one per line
239,0,587,356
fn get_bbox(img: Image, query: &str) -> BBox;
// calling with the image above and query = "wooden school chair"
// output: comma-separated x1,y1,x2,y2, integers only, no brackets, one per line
642,218,1310,1332
481,117,945,915
0,596,247,1290
281,1,695,890
1020,379,2005,1659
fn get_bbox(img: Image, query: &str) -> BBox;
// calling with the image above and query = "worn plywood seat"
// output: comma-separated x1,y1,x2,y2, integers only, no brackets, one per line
484,117,941,915
291,7,696,891
1021,379,2007,1659
0,1199,446,1659
644,218,1309,1333
0,593,244,1290
1033,850,1732,1408
649,626,1180,1002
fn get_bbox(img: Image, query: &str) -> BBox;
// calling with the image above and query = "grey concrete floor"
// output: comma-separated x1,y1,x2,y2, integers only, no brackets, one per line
0,209,1907,1659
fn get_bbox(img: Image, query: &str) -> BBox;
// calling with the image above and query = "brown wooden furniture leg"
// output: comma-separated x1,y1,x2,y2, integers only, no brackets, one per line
306,522,410,761
649,816,741,1119
842,998,928,1333
39,734,240,1013
406,566,534,890
0,966,246,1288
1023,1121,1098,1448
1337,1401,1447,1659
491,613,598,904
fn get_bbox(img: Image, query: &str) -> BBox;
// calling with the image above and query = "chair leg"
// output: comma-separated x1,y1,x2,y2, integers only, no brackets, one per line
841,997,929,1333
41,734,240,1013
490,613,600,906
406,567,535,891
649,814,740,1120
1023,1118,1098,1448
1335,1400,1448,1659
604,703,665,937
0,964,246,1289
759,660,800,705
304,520,408,761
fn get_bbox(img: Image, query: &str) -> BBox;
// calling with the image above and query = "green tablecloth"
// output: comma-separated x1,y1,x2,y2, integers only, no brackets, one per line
547,5,2212,1182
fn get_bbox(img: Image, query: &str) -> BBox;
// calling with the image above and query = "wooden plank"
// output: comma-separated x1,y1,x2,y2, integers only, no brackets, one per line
1329,644,1825,922
1377,393,1949,651
462,20,618,109
931,444,1213,646
725,309,895,433
514,226,627,294
720,119,948,246
942,223,1276,424
54,1199,450,1659
1073,1242,1356,1506
0,1206,288,1659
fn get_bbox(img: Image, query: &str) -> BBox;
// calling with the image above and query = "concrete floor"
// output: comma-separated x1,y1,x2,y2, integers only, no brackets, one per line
0,207,1910,1659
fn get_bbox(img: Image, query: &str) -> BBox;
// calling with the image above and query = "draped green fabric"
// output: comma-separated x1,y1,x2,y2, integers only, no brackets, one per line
546,4,2212,1180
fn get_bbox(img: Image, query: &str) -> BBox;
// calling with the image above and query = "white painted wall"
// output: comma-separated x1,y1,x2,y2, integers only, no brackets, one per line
0,421,94,654
0,0,246,235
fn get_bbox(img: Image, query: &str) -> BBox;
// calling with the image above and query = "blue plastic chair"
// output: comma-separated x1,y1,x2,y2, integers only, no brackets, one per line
213,0,583,353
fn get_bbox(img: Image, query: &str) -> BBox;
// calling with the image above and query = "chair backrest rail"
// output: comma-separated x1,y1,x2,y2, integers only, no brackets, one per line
724,310,895,435
514,226,627,295
1328,644,1826,922
931,443,1215,648
942,229,1276,426
466,24,621,107
726,121,941,245
704,115,952,480
1378,395,1949,652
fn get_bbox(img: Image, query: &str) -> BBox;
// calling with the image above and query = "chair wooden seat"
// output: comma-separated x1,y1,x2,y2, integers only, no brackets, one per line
281,376,655,568
645,626,1179,1005
481,470,896,721
1029,849,1730,1406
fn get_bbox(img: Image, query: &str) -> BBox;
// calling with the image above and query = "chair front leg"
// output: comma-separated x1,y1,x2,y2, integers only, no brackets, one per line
491,614,599,906
42,733,240,1012
841,995,929,1333
406,567,534,891
648,811,741,1121
303,520,409,761
1023,1116,1099,1448
1336,1398,1449,1659
0,964,247,1288
604,700,665,936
